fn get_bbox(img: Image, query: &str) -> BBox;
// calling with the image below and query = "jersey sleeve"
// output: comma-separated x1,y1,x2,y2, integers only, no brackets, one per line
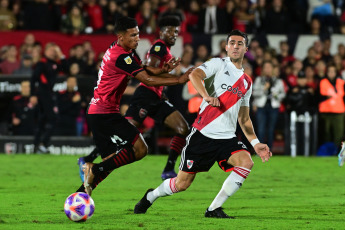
148,42,168,60
197,58,222,80
115,53,144,77
241,84,252,107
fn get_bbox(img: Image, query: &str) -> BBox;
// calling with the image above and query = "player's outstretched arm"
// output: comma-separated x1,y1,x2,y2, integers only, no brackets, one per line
238,106,272,162
135,69,188,86
143,57,180,76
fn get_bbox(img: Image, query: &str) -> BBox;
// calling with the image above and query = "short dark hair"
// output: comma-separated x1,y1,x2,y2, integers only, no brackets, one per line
114,17,138,34
158,16,181,29
226,30,249,47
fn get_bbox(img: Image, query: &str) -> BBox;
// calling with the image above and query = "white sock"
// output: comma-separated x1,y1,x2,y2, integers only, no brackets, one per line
208,167,251,211
147,177,179,203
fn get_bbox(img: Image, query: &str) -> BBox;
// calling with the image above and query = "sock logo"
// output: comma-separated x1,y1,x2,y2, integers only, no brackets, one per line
235,182,242,188
187,160,194,169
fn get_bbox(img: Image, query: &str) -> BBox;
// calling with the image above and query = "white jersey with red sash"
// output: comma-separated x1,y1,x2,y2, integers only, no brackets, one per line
192,57,252,139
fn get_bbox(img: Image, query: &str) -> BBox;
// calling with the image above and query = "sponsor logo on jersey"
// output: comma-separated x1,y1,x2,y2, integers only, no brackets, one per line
201,63,207,69
90,97,100,105
221,84,243,98
187,160,194,169
124,56,132,64
154,45,161,52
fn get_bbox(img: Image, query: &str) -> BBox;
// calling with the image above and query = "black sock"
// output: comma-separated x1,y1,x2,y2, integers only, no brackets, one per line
92,147,136,174
164,134,186,172
84,147,100,163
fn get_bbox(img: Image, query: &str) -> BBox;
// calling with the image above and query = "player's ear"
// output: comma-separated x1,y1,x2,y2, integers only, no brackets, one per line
225,45,229,52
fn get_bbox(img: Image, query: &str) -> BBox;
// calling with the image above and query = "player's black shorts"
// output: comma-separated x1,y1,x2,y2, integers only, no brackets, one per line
125,86,176,124
87,112,140,159
179,128,250,173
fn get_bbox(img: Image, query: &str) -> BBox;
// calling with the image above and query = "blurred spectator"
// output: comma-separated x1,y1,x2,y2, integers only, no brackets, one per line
125,0,139,18
69,62,80,76
55,76,81,136
312,40,323,60
276,41,295,69
286,59,304,89
215,39,227,58
286,71,317,114
264,0,291,34
198,0,228,34
309,17,322,34
60,4,87,35
12,0,24,29
0,44,20,74
184,0,200,33
11,80,37,135
321,38,333,63
253,0,267,33
233,0,255,33
194,44,210,63
252,61,286,148
0,0,16,30
23,0,55,30
333,53,343,74
304,65,318,90
318,64,345,146
30,43,67,153
67,44,87,74
103,0,123,34
337,43,345,59
31,44,42,65
314,59,327,80
308,0,337,33
135,0,156,34
303,47,317,67
159,0,186,33
19,33,36,57
85,50,97,75
13,54,33,75
85,0,104,33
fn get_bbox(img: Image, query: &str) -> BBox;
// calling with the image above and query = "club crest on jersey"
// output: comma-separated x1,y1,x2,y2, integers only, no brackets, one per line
124,56,132,64
139,108,148,118
154,46,161,52
187,160,194,169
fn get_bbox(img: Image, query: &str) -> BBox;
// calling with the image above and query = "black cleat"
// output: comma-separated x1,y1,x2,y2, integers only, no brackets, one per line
134,189,154,214
205,207,234,219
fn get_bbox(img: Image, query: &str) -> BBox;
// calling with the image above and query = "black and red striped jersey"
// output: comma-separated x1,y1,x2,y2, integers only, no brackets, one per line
88,42,144,114
139,39,173,98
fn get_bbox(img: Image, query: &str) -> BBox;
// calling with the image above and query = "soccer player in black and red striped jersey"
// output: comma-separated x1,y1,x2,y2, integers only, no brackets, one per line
77,17,193,196
125,16,190,180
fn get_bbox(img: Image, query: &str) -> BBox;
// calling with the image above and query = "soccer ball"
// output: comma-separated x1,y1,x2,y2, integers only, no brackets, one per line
64,192,95,222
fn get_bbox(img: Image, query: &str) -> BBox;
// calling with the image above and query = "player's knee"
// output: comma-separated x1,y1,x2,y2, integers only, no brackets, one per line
176,123,190,136
243,158,254,169
134,145,148,160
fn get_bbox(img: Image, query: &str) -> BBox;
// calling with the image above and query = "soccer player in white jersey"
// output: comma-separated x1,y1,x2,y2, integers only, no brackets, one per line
134,29,272,218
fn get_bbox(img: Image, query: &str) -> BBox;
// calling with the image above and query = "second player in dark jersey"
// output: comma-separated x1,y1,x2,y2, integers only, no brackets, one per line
125,16,192,180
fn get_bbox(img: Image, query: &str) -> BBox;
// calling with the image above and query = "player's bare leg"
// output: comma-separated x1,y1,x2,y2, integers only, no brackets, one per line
134,171,195,214
162,111,189,179
80,135,148,195
206,151,253,218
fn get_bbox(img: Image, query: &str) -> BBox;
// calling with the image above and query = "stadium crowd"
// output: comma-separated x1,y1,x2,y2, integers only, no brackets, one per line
1,0,345,155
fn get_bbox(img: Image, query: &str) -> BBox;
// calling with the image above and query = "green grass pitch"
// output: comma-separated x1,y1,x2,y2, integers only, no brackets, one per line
0,154,344,230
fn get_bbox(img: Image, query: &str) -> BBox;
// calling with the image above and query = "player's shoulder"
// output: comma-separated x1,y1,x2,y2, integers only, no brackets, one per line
199,57,224,68
150,41,168,54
